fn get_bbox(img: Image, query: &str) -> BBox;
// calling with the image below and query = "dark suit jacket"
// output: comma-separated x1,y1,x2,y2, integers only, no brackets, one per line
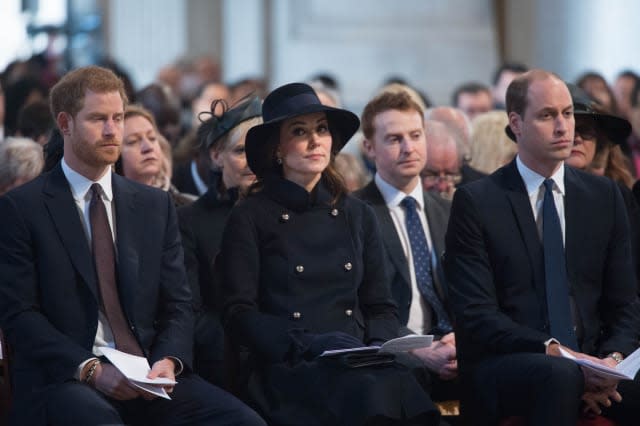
444,160,640,370
0,164,193,424
458,164,487,187
354,180,452,332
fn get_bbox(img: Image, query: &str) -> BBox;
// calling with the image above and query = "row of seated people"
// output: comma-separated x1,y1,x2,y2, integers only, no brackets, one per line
0,65,639,425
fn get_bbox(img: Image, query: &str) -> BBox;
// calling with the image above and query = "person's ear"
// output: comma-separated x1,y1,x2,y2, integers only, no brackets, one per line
57,112,72,136
508,112,522,140
362,137,375,160
210,147,224,168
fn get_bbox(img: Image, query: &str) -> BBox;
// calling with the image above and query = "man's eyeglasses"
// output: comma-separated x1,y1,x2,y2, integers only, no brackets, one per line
421,172,462,185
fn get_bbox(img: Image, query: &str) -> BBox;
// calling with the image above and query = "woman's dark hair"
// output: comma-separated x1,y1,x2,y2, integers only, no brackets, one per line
4,77,48,136
16,99,55,142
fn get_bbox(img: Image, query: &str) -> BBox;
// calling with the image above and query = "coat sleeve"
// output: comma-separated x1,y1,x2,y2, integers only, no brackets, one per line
220,203,299,363
444,187,550,357
357,203,401,344
0,194,94,383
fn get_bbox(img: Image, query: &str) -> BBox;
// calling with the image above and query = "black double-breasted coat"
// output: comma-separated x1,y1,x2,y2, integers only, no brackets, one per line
219,175,439,425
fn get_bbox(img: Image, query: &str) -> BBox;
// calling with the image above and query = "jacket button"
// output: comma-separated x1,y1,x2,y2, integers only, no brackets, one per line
345,309,353,316
296,265,304,273
344,262,352,271
330,208,339,217
292,311,301,319
280,213,290,222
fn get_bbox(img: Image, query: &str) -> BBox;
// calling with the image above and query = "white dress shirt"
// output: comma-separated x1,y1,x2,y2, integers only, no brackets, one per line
190,160,208,195
375,174,436,335
62,159,117,376
516,156,566,244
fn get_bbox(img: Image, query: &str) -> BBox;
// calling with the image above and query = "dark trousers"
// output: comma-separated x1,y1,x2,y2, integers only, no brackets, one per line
461,353,584,426
44,373,266,426
601,369,640,426
193,310,226,387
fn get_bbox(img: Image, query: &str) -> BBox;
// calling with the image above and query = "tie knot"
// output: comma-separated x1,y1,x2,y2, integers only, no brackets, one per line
543,179,555,192
401,196,418,211
91,183,102,199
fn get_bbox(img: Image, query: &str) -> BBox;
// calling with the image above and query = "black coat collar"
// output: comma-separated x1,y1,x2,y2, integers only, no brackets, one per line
262,174,335,212
200,171,239,208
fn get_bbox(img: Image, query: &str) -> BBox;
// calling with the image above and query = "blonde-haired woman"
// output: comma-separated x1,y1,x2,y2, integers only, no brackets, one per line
120,104,195,206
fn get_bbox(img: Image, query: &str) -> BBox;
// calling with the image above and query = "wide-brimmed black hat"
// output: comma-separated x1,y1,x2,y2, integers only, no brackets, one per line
245,82,360,177
505,82,631,144
200,95,262,150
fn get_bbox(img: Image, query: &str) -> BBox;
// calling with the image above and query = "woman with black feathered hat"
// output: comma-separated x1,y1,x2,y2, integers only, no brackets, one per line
177,96,262,387
217,83,441,425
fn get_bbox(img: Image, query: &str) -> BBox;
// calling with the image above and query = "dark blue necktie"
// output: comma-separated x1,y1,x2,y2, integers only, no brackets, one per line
401,196,452,335
542,179,578,350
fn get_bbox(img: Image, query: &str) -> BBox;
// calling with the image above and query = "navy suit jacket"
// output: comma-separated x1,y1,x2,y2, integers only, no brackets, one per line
0,164,193,424
444,160,640,370
355,180,452,333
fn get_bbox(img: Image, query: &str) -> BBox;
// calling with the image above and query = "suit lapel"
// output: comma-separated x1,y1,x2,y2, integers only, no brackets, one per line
502,161,546,301
43,165,98,300
423,192,447,297
361,182,412,287
112,175,140,320
423,192,446,260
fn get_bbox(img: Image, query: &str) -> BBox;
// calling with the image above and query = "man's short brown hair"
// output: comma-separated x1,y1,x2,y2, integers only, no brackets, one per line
361,90,424,140
50,66,128,120
506,69,563,117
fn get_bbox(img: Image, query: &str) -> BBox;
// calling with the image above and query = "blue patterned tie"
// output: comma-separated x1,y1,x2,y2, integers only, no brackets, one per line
542,179,578,350
401,196,452,335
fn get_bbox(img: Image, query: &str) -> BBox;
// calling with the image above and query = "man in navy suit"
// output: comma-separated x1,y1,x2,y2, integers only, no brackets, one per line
0,66,264,426
445,69,640,425
355,90,458,400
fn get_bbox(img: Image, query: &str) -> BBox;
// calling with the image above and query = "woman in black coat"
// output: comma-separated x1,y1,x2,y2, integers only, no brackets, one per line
218,83,440,426
564,84,640,292
178,96,262,386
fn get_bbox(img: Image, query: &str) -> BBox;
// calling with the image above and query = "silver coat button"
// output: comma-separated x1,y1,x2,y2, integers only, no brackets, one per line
345,309,353,316
344,262,352,271
330,209,339,217
292,311,301,319
296,265,304,273
281,213,290,222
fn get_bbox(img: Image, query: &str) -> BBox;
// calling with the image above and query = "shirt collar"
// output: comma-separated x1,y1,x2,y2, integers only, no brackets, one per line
191,160,208,195
374,173,425,210
61,158,114,203
516,155,565,196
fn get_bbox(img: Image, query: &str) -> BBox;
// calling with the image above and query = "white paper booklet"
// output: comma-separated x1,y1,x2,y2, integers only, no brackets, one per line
320,334,433,357
559,346,640,381
99,347,176,399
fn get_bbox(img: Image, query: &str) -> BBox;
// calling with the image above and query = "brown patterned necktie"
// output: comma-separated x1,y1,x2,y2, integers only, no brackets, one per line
89,183,143,356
